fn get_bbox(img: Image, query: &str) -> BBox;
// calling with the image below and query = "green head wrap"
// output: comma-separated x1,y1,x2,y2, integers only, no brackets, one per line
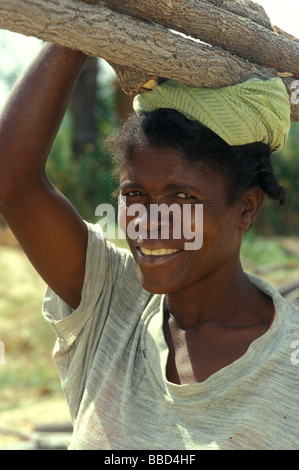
133,77,291,152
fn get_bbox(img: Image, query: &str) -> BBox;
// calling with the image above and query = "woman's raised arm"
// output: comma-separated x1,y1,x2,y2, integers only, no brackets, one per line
0,43,91,309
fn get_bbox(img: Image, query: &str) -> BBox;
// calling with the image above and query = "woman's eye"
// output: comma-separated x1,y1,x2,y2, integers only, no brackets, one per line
126,190,142,197
176,192,194,199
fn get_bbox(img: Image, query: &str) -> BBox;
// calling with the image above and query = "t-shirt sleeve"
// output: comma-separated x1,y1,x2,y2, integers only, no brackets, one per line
42,221,135,351
42,222,142,418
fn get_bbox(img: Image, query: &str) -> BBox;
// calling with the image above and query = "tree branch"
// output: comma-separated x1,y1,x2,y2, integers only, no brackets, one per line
83,0,299,79
0,0,275,84
0,0,298,121
203,0,272,29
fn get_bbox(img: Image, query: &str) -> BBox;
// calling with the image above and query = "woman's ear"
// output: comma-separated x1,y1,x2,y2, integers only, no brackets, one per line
238,187,265,231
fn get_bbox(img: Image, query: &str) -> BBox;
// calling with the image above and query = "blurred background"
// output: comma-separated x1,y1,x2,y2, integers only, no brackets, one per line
0,0,298,449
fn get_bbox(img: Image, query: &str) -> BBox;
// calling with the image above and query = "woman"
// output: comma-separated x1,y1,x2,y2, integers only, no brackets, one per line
0,43,298,450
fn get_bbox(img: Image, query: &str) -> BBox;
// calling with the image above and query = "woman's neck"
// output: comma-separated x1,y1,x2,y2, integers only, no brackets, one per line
165,263,273,331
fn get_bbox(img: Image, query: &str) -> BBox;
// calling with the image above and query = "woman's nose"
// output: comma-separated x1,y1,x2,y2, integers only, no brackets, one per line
133,204,159,238
134,203,181,240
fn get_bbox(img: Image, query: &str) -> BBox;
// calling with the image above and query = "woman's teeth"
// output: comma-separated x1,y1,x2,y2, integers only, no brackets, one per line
139,247,179,256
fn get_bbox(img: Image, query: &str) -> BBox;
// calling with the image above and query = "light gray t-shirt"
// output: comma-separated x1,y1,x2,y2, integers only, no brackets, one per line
42,223,299,450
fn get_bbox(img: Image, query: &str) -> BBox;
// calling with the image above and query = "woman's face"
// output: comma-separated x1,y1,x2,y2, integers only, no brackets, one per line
119,144,247,295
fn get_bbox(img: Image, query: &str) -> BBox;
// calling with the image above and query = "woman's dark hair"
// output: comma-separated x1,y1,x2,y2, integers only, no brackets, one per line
108,108,286,206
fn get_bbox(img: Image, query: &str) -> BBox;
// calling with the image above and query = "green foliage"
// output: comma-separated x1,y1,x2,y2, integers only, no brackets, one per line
46,78,119,222
241,229,293,266
254,122,299,236
241,228,299,288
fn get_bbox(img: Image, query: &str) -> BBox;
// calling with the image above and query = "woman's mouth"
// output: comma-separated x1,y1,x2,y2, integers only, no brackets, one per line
139,247,180,256
135,246,184,265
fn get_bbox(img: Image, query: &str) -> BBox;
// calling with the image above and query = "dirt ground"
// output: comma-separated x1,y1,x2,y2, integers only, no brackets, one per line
0,397,71,449
0,225,72,449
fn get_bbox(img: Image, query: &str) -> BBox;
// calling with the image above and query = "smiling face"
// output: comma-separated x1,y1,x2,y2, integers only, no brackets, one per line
119,144,253,295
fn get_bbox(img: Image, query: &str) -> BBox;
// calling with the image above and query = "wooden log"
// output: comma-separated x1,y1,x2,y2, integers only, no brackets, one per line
203,0,272,29
0,0,298,121
0,0,276,86
84,0,299,78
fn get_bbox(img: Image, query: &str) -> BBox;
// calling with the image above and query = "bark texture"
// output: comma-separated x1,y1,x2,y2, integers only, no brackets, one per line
0,0,298,121
86,0,299,77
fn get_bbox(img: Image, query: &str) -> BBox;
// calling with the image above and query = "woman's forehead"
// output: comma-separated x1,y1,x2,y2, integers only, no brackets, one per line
120,145,226,196
121,146,195,182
